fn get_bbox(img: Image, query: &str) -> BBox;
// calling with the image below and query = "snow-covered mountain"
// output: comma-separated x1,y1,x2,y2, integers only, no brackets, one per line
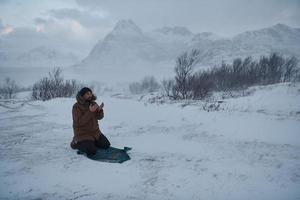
0,26,81,68
233,23,300,46
16,46,79,67
154,26,193,37
149,26,193,61
0,45,79,68
230,23,300,58
188,23,300,67
2,19,299,70
77,20,300,69
78,20,194,67
80,19,164,67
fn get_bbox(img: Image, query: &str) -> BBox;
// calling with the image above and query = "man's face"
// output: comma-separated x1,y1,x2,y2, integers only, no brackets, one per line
83,91,93,101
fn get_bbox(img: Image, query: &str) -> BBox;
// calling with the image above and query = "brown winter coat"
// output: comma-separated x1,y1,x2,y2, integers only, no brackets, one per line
71,93,104,144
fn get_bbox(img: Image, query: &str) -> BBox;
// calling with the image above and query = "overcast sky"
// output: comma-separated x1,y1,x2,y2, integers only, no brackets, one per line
0,0,299,54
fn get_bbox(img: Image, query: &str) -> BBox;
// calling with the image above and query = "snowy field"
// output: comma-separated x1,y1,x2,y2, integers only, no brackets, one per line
0,82,300,200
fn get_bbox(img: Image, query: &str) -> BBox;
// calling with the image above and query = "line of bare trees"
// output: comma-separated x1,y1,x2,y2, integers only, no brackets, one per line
163,51,300,100
32,68,83,101
0,77,19,99
1,68,88,100
129,76,160,94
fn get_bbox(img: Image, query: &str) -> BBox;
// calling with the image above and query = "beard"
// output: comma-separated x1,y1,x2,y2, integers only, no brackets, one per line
84,94,96,104
86,98,93,103
86,96,95,104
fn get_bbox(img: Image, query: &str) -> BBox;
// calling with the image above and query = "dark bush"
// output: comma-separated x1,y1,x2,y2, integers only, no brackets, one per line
32,68,82,101
0,77,19,99
129,76,160,94
167,52,299,100
174,49,200,99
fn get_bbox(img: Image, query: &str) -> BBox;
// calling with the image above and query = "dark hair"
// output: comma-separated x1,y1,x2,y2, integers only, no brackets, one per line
78,87,92,96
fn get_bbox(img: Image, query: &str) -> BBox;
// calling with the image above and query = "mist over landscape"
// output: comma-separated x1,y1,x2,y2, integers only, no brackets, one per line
1,0,300,200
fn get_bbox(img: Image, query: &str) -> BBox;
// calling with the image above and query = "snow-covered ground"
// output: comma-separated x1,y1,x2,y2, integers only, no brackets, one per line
0,82,300,200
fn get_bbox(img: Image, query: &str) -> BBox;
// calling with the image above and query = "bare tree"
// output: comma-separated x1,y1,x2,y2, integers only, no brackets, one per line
174,49,201,99
162,78,180,99
258,55,269,85
267,52,285,84
0,77,19,99
141,76,160,93
49,68,64,97
32,68,81,101
283,56,299,82
189,71,214,99
129,76,160,94
164,51,300,101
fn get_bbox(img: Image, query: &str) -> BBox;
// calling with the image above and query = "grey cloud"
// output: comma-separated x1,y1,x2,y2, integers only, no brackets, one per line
0,0,9,5
47,8,111,27
34,17,51,25
75,0,300,36
0,19,3,29
34,8,114,44
2,24,93,57
0,18,10,33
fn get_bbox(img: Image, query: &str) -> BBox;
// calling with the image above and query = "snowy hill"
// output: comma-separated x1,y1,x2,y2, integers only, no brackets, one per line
77,20,300,69
228,23,300,60
78,20,194,67
154,26,193,37
233,23,300,46
16,46,79,67
80,19,163,67
148,26,193,62
0,45,79,68
189,23,300,67
0,27,81,68
0,82,299,199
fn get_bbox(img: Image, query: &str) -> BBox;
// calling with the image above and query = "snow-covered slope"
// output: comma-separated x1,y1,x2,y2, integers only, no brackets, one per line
190,23,300,67
0,27,81,68
0,45,79,68
0,83,299,199
80,19,164,67
233,23,300,47
17,46,79,67
228,23,300,61
77,20,194,67
77,20,300,69
148,26,193,61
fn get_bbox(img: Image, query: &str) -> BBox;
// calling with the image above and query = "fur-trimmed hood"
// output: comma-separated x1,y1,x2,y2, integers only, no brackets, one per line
76,92,97,106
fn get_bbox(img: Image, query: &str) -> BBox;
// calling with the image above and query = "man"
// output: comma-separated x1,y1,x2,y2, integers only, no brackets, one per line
70,87,111,156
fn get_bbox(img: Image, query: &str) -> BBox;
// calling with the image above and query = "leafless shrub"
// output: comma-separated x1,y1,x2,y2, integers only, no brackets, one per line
169,52,299,100
174,49,201,99
129,76,160,94
0,77,19,99
32,68,82,101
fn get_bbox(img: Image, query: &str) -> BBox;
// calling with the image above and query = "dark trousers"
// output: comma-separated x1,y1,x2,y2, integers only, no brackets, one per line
76,134,111,156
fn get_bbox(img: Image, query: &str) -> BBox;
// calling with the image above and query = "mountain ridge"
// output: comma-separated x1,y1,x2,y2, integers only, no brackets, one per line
78,20,300,68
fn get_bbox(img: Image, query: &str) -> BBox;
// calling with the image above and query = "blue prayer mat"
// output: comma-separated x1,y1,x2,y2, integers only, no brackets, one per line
77,146,132,163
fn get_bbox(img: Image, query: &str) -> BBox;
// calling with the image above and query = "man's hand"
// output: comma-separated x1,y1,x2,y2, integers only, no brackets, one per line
89,102,104,112
89,103,99,112
97,102,104,111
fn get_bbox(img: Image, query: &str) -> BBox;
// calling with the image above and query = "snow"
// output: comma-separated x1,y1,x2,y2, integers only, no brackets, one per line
0,83,300,199
76,21,300,70
1,20,299,75
0,33,82,68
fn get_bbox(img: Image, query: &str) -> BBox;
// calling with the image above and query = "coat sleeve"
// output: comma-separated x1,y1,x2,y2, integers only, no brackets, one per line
95,109,104,120
72,105,93,126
